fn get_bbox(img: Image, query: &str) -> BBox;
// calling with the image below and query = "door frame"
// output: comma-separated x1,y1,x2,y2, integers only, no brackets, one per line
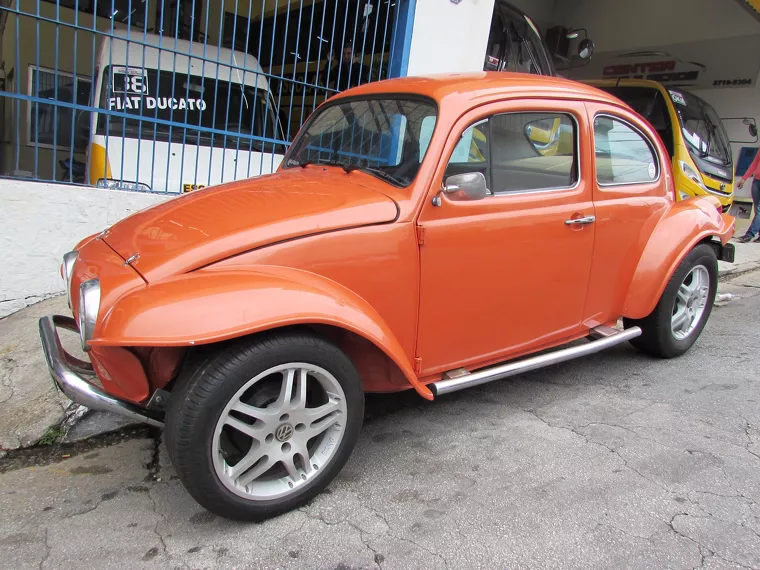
413,97,597,377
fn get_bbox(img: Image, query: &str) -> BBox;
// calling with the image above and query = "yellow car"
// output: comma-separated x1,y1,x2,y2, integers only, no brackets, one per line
585,79,735,212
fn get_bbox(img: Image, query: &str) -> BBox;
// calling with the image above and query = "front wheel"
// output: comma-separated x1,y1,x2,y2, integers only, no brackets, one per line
165,332,364,521
624,243,718,358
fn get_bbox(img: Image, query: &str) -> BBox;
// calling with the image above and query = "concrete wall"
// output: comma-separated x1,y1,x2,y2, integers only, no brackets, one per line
0,180,172,317
405,0,559,77
552,0,760,50
406,0,495,76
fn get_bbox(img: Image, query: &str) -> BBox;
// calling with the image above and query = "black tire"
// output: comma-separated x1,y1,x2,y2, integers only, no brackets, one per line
165,331,364,521
624,243,717,358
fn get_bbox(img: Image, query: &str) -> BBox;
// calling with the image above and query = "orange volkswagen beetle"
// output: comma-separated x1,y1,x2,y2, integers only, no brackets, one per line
40,72,735,520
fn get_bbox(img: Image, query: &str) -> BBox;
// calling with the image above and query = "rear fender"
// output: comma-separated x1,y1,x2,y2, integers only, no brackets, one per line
92,265,433,400
623,197,735,319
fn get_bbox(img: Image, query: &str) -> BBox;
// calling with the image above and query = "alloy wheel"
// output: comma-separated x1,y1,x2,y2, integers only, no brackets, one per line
211,363,348,501
671,265,710,340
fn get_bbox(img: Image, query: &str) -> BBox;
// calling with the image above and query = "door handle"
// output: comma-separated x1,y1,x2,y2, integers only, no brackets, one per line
564,215,595,226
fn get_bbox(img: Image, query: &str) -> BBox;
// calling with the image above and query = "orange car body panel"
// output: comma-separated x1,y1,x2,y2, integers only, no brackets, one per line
623,199,735,318
101,167,399,282
89,265,432,400
63,72,734,404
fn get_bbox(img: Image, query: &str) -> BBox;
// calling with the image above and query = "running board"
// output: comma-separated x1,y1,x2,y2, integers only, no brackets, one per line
430,326,642,397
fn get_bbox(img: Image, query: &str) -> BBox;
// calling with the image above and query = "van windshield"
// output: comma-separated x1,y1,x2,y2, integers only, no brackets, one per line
96,66,282,152
669,90,731,165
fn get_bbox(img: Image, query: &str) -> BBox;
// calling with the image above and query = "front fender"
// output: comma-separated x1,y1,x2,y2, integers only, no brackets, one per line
623,197,735,319
91,265,433,400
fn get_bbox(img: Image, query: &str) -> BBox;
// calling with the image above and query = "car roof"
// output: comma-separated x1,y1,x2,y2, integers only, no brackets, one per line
585,78,667,90
334,72,629,109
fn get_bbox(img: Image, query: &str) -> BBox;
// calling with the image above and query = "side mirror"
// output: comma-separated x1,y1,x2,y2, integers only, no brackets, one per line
578,38,595,60
443,172,488,202
724,117,758,144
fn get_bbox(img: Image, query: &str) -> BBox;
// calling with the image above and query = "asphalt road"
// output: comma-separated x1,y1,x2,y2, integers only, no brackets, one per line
1,272,759,570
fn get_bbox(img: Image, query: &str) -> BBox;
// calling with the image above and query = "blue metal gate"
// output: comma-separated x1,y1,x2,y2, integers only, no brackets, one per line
0,0,412,193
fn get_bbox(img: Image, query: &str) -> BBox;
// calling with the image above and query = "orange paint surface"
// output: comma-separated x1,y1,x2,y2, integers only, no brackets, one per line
64,72,734,403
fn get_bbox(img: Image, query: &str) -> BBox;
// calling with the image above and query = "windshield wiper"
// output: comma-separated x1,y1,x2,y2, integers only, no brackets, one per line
701,112,730,164
345,164,402,185
297,159,352,173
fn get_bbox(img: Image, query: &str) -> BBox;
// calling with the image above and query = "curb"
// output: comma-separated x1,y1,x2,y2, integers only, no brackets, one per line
718,261,760,281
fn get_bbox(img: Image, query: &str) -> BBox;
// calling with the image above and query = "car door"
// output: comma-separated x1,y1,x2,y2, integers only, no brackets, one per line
582,103,670,326
415,99,595,377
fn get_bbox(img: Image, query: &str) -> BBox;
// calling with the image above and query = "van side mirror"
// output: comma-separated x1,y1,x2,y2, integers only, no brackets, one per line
578,38,595,60
443,172,488,201
726,117,759,144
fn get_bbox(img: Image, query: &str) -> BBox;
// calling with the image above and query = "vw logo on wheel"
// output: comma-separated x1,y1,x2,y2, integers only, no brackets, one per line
275,423,294,442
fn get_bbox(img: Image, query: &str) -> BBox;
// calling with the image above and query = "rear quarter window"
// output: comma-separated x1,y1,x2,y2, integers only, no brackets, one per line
594,115,659,185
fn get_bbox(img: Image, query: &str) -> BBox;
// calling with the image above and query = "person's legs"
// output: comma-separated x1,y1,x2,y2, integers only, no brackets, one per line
746,180,760,238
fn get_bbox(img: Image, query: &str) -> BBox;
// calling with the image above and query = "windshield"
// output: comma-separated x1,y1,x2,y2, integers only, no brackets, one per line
96,66,282,152
485,5,554,75
283,97,438,187
670,90,731,164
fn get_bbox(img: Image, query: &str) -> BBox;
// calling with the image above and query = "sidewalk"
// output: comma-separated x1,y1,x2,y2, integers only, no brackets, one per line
2,240,760,451
718,239,760,277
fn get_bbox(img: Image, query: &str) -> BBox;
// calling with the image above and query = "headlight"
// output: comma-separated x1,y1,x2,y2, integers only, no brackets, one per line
78,279,101,351
96,178,151,192
679,160,708,191
62,251,78,308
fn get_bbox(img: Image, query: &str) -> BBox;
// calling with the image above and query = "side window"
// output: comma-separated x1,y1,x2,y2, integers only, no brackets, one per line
444,119,491,191
490,112,577,193
444,112,578,195
594,116,659,185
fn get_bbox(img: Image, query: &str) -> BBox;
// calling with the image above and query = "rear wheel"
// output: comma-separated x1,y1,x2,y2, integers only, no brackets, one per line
624,243,717,358
165,332,364,521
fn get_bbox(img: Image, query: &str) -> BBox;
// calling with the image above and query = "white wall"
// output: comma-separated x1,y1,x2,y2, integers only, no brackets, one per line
405,0,560,76
1,181,172,317
406,0,496,76
552,0,760,51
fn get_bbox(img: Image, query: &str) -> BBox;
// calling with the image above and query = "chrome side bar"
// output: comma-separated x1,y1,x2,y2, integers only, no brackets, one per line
430,326,642,397
39,315,164,428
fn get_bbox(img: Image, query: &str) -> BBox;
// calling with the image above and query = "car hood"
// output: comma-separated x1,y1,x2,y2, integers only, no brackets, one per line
102,167,399,282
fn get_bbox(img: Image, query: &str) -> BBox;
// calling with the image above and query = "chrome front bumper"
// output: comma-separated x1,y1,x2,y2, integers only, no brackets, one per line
38,315,164,428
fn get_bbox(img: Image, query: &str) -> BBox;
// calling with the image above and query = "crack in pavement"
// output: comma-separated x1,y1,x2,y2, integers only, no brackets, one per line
346,521,385,570
61,494,108,520
38,527,51,570
147,487,169,558
525,408,673,494
303,506,448,569
669,513,755,570
742,419,760,463
393,534,449,569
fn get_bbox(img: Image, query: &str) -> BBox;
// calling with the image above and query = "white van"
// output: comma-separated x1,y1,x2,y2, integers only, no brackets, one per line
87,30,285,193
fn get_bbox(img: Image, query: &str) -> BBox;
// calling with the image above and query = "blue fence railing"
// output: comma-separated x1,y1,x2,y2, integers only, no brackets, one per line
0,0,403,193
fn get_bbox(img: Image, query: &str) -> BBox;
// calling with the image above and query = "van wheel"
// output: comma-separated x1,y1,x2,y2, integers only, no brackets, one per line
165,332,364,521
624,244,717,358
